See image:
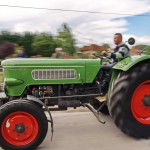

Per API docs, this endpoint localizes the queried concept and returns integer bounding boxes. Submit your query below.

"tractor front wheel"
[109,62,150,138]
[0,100,48,150]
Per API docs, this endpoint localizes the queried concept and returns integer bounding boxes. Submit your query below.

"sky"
[0,0,150,47]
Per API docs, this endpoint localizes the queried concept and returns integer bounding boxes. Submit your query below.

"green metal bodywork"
[2,58,100,96]
[113,55,150,71]
[2,55,150,97]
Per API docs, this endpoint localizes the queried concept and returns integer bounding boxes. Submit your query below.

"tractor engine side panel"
[2,59,100,96]
[3,66,85,96]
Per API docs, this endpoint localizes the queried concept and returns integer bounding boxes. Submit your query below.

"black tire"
[90,99,109,115]
[108,61,150,138]
[0,100,48,150]
[0,99,3,106]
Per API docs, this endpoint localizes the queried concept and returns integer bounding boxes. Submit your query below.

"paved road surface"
[36,108,150,150]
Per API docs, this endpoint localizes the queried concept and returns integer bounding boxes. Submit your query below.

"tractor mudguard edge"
[26,95,54,140]
[113,55,150,71]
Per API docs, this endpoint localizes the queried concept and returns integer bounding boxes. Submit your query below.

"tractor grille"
[32,69,77,80]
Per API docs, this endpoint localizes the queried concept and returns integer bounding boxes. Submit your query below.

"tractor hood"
[2,58,101,96]
[2,58,87,67]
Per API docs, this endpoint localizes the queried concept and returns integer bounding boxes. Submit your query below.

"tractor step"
[83,103,105,124]
[96,96,106,102]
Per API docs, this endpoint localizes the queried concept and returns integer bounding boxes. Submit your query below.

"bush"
[0,42,15,59]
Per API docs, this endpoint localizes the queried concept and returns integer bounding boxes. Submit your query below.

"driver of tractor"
[100,33,130,95]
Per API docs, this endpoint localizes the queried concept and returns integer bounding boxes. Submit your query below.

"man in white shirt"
[100,33,130,95]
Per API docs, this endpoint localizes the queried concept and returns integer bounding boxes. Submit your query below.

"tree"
[145,47,150,55]
[18,32,35,56]
[55,23,76,55]
[0,31,20,44]
[0,42,15,59]
[96,43,110,55]
[102,44,110,50]
[136,45,150,55]
[32,33,56,57]
[136,45,147,50]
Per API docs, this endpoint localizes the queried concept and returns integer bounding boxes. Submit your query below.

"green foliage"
[96,50,103,55]
[96,43,110,55]
[136,45,147,50]
[136,44,150,55]
[0,42,15,59]
[0,31,34,56]
[0,31,20,44]
[145,47,150,55]
[0,23,77,57]
[102,43,110,50]
[32,33,56,57]
[55,23,76,55]
[18,32,35,56]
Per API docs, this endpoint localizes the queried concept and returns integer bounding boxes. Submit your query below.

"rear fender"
[107,55,150,103]
[113,55,150,71]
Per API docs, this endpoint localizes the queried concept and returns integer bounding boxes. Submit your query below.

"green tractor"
[0,38,149,150]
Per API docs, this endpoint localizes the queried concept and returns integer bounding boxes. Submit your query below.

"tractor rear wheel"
[108,62,150,138]
[0,99,3,106]
[0,100,48,150]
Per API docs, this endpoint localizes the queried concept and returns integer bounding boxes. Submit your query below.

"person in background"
[16,48,28,58]
[51,48,64,59]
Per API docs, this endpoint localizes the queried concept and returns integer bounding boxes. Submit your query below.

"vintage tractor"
[0,38,149,150]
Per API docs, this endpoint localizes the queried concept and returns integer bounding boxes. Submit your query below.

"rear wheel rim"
[1,111,39,146]
[131,80,150,125]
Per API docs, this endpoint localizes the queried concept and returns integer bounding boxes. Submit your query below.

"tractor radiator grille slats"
[32,69,76,80]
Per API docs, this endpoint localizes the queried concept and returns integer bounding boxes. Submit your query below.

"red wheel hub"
[131,81,150,125]
[1,111,39,146]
